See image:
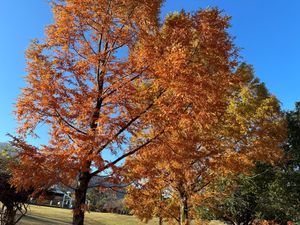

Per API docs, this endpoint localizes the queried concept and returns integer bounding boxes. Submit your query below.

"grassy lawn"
[19,205,225,225]
[19,205,157,225]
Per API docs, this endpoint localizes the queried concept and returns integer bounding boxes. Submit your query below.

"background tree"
[199,102,300,225]
[86,188,108,212]
[86,186,127,214]
[124,63,286,225]
[11,1,237,225]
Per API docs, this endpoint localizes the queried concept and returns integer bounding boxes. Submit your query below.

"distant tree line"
[86,187,128,214]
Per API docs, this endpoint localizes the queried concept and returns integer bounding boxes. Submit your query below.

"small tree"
[0,145,31,225]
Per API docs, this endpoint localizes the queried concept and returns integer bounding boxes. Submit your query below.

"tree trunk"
[4,204,16,225]
[159,216,163,225]
[72,171,91,225]
[180,194,189,225]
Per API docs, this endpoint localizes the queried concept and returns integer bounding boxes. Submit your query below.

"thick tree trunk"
[179,194,189,225]
[4,204,16,225]
[72,171,91,225]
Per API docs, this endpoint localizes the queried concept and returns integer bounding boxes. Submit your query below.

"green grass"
[19,205,225,225]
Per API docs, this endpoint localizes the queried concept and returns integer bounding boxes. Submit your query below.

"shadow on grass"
[24,214,72,225]
[23,214,108,225]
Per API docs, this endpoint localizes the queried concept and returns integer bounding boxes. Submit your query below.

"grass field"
[19,205,156,225]
[18,205,225,225]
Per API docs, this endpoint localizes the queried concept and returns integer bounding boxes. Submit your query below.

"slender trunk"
[72,171,91,225]
[179,194,189,225]
[159,216,163,225]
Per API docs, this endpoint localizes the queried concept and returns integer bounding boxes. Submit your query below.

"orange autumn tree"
[124,63,286,225]
[11,2,238,225]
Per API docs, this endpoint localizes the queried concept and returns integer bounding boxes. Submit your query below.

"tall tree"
[124,63,286,225]
[11,2,237,225]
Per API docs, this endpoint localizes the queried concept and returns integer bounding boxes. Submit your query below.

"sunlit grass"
[19,205,157,225]
[18,205,225,225]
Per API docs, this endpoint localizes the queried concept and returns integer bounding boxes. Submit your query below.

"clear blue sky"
[1,0,300,143]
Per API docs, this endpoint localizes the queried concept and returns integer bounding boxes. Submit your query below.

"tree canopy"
[124,63,286,225]
[11,1,239,225]
[198,103,300,225]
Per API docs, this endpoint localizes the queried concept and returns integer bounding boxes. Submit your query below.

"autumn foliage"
[124,64,286,225]
[10,1,286,225]
[10,1,240,225]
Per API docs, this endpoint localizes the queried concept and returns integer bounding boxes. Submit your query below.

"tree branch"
[97,89,165,154]
[54,109,88,135]
[91,131,163,177]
